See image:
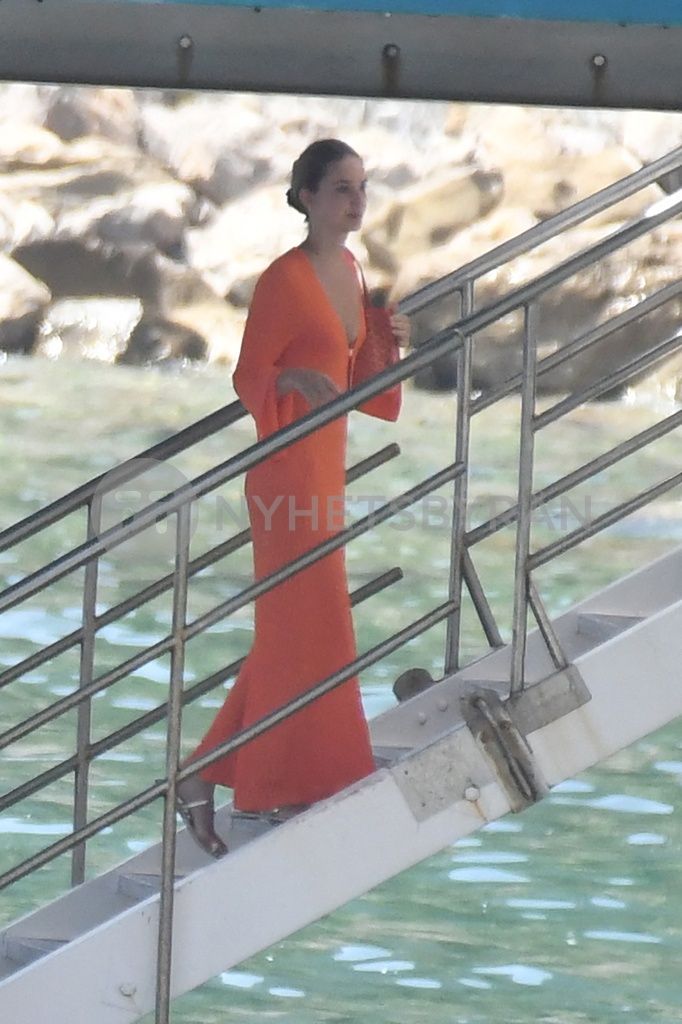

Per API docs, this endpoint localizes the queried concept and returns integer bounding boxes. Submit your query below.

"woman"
[177,139,411,857]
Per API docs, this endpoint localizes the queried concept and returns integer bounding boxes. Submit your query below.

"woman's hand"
[389,308,411,349]
[276,367,341,409]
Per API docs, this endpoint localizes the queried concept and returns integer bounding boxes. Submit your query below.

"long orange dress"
[191,246,376,812]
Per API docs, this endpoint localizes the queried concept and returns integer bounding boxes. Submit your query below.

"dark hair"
[286,138,360,217]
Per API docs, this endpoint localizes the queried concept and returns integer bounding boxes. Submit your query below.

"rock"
[44,86,141,147]
[617,111,682,194]
[11,238,220,313]
[35,297,143,362]
[454,105,662,225]
[0,83,51,128]
[361,164,504,275]
[641,351,682,404]
[168,300,245,366]
[0,254,51,353]
[0,123,69,171]
[185,182,304,297]
[139,96,281,204]
[0,193,55,248]
[58,180,201,257]
[398,219,682,394]
[117,314,207,366]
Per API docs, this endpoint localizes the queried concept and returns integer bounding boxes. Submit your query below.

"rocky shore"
[0,84,680,398]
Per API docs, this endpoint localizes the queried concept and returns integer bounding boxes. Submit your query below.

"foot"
[176,775,228,858]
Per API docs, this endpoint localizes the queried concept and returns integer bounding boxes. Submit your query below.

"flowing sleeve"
[232,259,295,442]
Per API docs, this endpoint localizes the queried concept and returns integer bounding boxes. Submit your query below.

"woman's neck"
[301,231,348,259]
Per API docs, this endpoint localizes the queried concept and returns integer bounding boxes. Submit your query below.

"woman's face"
[301,155,368,234]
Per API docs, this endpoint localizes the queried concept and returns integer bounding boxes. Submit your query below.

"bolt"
[464,785,480,802]
[119,982,137,998]
[383,43,400,60]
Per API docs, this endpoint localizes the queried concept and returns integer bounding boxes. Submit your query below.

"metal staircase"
[1,145,681,1024]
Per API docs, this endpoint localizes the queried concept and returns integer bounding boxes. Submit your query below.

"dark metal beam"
[0,3,680,110]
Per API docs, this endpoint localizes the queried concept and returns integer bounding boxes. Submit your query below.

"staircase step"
[117,873,183,901]
[4,937,67,967]
[577,612,644,643]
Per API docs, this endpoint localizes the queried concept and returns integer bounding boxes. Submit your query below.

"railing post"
[155,503,192,1024]
[71,493,102,886]
[445,283,473,673]
[510,303,538,694]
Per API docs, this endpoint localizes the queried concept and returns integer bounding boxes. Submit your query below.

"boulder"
[44,87,141,147]
[397,218,682,395]
[0,254,51,353]
[57,181,202,258]
[0,193,55,248]
[617,111,682,194]
[35,297,142,362]
[11,238,219,313]
[448,105,662,225]
[185,182,304,298]
[0,123,69,171]
[139,96,281,204]
[361,164,504,275]
[116,315,207,366]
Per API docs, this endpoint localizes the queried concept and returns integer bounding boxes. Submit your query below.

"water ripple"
[449,867,529,883]
[627,832,667,845]
[333,944,391,962]
[396,977,442,989]
[220,971,264,989]
[353,960,414,974]
[584,930,662,944]
[473,964,553,986]
[507,898,575,910]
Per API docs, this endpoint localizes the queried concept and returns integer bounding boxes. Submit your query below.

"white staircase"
[1,145,681,1024]
[2,545,681,1023]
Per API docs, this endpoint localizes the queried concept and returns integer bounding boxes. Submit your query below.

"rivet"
[591,53,607,69]
[119,982,137,998]
[383,43,400,60]
[417,712,427,725]
[437,699,449,712]
[464,785,480,802]
[178,34,193,50]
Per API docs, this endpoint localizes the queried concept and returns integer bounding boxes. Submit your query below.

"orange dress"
[191,246,376,811]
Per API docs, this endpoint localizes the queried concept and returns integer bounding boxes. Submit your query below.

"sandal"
[175,776,228,859]
[232,804,308,826]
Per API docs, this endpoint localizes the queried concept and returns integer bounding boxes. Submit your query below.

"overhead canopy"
[0,0,680,108]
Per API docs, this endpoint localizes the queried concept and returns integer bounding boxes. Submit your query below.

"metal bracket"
[459,664,591,811]
[507,664,591,736]
[461,688,549,813]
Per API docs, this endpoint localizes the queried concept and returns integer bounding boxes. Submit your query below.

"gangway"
[1,142,681,1022]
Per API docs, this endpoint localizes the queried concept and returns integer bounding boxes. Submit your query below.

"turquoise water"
[1,355,681,1023]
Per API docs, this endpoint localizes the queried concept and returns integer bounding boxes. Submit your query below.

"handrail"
[0,327,465,617]
[473,279,682,414]
[1,145,681,1024]
[401,145,682,315]
[2,185,680,620]
[0,444,400,693]
[0,600,456,892]
[0,400,247,551]
[0,461,460,751]
[466,408,682,548]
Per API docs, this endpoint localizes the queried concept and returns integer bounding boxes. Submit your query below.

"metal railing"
[1,145,681,1023]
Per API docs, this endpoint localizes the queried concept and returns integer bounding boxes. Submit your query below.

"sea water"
[1,355,681,1023]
